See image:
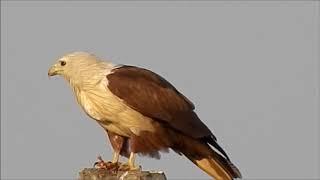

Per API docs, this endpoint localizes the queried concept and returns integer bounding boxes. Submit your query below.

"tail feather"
[187,156,233,180]
[177,135,242,179]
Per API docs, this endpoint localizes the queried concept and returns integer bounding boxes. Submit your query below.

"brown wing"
[107,65,213,139]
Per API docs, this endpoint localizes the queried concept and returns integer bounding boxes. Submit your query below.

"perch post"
[79,168,167,180]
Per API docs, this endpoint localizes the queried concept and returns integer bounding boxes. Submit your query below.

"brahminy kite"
[48,52,241,180]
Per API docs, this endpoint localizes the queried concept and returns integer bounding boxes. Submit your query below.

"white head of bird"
[48,52,114,89]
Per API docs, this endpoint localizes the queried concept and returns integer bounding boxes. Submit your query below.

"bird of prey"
[48,52,241,180]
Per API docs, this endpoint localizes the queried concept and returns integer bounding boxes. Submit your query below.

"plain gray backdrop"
[1,1,319,179]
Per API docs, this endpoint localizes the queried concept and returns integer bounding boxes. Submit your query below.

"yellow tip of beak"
[48,69,56,77]
[48,65,59,77]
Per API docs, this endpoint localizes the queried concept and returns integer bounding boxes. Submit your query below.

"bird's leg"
[119,152,141,171]
[111,151,120,163]
[93,130,126,170]
[128,152,136,169]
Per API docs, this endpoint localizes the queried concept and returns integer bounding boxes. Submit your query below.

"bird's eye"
[60,61,66,66]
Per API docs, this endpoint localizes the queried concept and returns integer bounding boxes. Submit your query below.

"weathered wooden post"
[78,156,167,180]
[79,168,167,180]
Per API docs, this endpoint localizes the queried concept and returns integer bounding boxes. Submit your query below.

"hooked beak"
[48,64,61,77]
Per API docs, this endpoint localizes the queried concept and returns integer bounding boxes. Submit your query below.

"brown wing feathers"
[107,65,212,139]
[107,65,241,179]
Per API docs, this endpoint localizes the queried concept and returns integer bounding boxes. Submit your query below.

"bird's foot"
[93,155,121,172]
[118,163,141,171]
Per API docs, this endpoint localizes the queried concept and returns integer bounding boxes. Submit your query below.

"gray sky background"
[1,1,319,179]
